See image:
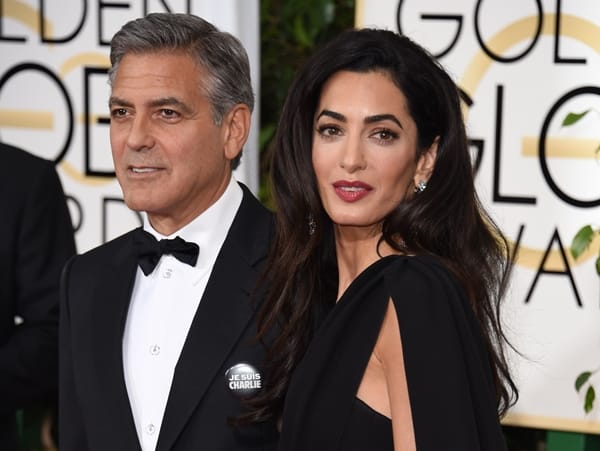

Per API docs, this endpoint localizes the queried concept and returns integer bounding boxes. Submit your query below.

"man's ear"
[414,136,438,186]
[222,104,251,161]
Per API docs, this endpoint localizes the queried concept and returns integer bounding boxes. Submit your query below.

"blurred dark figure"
[0,141,76,450]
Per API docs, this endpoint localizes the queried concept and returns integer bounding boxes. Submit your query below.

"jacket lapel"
[156,186,272,451]
[90,232,141,449]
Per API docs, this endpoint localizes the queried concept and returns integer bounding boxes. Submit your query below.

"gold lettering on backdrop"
[459,13,600,270]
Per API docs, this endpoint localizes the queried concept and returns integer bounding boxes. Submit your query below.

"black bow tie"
[133,228,199,276]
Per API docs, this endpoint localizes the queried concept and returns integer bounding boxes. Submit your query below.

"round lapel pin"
[225,362,262,398]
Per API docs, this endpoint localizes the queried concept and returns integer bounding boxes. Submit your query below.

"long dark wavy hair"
[246,27,517,425]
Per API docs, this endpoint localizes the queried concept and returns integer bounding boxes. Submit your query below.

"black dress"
[277,255,508,450]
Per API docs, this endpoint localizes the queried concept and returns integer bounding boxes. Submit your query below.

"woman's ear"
[222,104,252,161]
[413,137,439,188]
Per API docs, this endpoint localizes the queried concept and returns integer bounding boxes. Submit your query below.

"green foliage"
[574,369,596,413]
[570,225,596,261]
[561,110,591,126]
[563,109,600,276]
[585,385,596,414]
[259,0,355,208]
[561,109,600,155]
[570,223,599,414]
[575,371,592,392]
[563,109,600,278]
[571,225,600,276]
[563,110,600,416]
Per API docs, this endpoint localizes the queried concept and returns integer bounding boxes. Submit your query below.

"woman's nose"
[339,137,367,172]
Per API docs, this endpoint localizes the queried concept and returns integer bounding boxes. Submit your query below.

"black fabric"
[339,398,393,450]
[0,415,17,451]
[0,142,76,448]
[278,255,508,451]
[133,228,199,275]
[60,184,278,451]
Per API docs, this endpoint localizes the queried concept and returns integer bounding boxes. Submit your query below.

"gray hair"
[109,13,254,168]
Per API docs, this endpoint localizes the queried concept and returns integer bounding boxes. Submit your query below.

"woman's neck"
[334,225,398,301]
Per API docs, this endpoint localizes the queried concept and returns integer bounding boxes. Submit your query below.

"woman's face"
[312,70,436,231]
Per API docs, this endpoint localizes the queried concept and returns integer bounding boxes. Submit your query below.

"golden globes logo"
[397,0,600,307]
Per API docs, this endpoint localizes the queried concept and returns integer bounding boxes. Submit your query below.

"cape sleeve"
[384,256,507,451]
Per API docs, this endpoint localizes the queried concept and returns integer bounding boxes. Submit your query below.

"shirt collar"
[142,177,243,269]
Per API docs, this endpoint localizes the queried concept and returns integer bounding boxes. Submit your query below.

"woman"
[250,28,517,450]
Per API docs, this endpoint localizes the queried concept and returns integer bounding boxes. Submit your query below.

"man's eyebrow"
[148,97,193,114]
[108,96,132,109]
[108,96,193,114]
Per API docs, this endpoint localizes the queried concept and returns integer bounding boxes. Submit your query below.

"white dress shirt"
[122,178,243,451]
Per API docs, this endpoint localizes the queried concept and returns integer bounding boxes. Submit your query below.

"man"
[59,13,277,451]
[1,141,76,450]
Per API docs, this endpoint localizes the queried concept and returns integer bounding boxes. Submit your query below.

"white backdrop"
[2,0,599,435]
[357,0,600,434]
[0,0,260,253]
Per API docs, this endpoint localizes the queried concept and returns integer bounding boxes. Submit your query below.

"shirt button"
[150,344,160,356]
[146,423,156,435]
[163,268,173,279]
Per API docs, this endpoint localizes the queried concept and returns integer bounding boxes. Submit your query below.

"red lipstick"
[332,180,373,202]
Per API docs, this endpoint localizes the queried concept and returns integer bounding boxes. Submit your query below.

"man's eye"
[161,109,179,118]
[111,108,127,117]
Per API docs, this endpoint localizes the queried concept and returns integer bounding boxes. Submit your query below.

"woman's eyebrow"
[364,113,402,128]
[316,109,346,122]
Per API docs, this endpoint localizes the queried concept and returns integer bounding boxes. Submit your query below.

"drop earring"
[308,214,316,236]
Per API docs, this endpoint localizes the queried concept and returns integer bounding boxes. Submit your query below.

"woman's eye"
[317,125,341,137]
[373,129,398,142]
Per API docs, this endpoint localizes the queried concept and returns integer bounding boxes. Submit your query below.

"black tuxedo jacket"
[59,184,278,451]
[0,142,76,449]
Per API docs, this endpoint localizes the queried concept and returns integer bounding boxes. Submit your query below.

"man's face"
[109,51,238,234]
